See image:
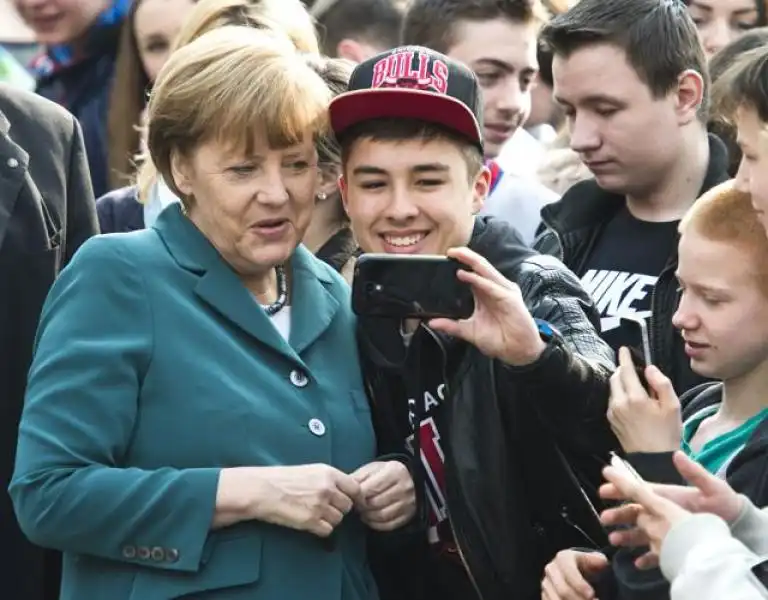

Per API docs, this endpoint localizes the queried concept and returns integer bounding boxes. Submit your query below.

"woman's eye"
[229,165,255,177]
[284,161,311,173]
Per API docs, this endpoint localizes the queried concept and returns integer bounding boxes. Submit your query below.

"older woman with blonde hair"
[11,26,414,600]
[98,0,319,229]
[99,0,361,280]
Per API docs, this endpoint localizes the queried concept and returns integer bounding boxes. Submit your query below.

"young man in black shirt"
[534,0,731,394]
[330,45,620,600]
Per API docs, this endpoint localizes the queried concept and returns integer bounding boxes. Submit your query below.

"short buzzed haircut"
[312,0,404,58]
[401,0,548,55]
[680,180,768,296]
[540,0,710,119]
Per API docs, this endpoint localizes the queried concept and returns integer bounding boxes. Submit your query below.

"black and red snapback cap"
[329,45,484,152]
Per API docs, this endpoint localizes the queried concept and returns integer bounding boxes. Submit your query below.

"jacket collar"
[541,133,731,234]
[0,109,31,252]
[153,203,339,361]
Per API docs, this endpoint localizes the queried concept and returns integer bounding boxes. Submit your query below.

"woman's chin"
[245,242,297,271]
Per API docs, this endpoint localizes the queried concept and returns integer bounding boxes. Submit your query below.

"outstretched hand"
[428,247,545,366]
[600,451,744,569]
[600,458,691,567]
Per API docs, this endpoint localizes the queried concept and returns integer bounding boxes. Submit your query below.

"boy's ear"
[339,174,349,216]
[471,165,491,214]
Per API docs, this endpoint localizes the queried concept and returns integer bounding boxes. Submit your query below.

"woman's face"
[687,0,760,58]
[14,0,109,46]
[134,0,196,82]
[172,130,319,277]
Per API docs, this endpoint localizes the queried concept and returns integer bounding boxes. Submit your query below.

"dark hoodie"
[363,216,619,600]
[592,382,768,600]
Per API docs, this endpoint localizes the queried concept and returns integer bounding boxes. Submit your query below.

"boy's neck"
[625,127,710,222]
[719,358,768,422]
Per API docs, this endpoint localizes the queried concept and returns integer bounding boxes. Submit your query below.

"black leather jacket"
[361,217,619,600]
[534,135,730,394]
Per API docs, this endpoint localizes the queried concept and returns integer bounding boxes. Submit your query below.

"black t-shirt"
[400,327,478,600]
[579,207,679,353]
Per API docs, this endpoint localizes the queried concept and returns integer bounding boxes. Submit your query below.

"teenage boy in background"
[311,0,403,63]
[534,0,731,394]
[402,0,558,244]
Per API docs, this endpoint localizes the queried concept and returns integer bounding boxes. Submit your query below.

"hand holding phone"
[601,455,691,566]
[619,313,651,362]
[607,347,682,453]
[420,247,547,367]
[352,254,474,320]
[609,451,644,482]
[353,247,549,367]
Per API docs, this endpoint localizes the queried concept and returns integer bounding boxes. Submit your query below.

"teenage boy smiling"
[330,45,620,600]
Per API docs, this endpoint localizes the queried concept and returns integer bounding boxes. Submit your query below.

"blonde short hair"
[145,26,331,205]
[175,0,319,53]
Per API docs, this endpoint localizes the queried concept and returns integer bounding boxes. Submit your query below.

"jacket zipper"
[448,515,485,600]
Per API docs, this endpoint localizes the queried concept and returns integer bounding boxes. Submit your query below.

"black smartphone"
[619,316,652,389]
[352,253,475,320]
[619,316,652,366]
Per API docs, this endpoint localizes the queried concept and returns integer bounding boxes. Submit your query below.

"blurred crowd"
[2,0,766,203]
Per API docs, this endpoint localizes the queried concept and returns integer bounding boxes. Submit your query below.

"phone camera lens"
[364,282,382,296]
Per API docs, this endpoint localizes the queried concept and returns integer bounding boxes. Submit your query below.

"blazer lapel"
[154,204,294,359]
[0,111,30,252]
[194,265,293,357]
[289,245,341,355]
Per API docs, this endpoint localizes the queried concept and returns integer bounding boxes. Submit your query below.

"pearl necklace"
[263,264,288,316]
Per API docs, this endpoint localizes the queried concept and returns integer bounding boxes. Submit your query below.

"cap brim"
[329,88,482,149]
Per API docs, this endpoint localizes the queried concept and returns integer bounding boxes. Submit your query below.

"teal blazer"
[9,204,378,600]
